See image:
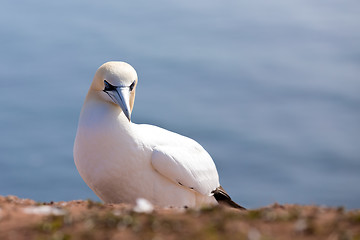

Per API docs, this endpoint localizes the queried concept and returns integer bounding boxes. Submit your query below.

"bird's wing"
[151,140,220,196]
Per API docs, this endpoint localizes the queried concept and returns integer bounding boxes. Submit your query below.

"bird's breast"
[74,108,151,193]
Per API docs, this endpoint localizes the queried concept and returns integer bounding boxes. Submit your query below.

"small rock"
[133,198,154,213]
[248,228,261,240]
[23,206,66,216]
[294,218,307,233]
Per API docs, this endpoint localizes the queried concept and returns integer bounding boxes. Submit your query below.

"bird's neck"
[80,92,132,130]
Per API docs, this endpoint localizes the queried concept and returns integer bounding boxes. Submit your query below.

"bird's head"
[90,61,138,122]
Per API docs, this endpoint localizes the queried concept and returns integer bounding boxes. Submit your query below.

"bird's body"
[74,61,244,209]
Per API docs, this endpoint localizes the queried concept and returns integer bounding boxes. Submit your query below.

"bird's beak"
[105,87,131,121]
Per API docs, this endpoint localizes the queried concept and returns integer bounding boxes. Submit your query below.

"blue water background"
[0,0,359,209]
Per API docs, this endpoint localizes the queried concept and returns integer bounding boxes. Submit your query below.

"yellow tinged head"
[89,61,138,115]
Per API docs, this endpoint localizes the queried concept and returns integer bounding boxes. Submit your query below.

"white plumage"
[74,61,242,208]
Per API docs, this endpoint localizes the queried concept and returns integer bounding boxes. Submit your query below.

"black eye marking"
[104,80,135,92]
[103,80,115,92]
[129,80,136,92]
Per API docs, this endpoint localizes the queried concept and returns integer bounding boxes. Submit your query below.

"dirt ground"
[0,195,359,240]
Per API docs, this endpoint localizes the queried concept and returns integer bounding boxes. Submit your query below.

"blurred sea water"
[0,0,359,208]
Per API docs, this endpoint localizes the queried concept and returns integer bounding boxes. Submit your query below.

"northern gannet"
[74,61,244,209]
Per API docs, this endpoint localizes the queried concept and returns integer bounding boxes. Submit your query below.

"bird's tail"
[212,186,246,210]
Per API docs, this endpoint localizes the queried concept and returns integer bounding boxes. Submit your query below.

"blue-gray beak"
[104,81,131,121]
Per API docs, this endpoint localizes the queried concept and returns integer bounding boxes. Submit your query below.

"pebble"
[22,206,66,216]
[133,198,154,213]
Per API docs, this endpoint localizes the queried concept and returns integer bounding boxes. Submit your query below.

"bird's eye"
[129,80,136,91]
[104,80,115,91]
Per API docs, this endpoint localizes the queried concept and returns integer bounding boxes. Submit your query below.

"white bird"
[74,61,244,209]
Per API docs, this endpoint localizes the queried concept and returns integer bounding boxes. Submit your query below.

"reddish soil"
[0,195,359,240]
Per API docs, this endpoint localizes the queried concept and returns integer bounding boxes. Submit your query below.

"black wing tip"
[223,199,247,210]
[212,186,246,210]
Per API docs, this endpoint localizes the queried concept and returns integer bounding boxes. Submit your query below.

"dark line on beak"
[104,91,117,105]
